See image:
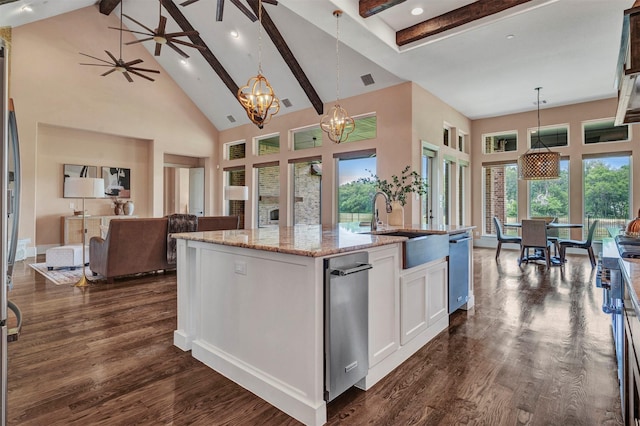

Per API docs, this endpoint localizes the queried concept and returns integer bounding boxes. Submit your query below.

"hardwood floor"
[6,248,622,425]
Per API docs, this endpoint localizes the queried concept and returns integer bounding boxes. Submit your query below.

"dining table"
[503,221,584,266]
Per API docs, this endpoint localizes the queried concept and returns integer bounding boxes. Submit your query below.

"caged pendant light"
[518,87,560,180]
[320,10,355,144]
[237,0,279,129]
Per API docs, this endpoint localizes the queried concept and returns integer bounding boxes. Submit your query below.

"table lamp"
[224,185,249,201]
[63,177,105,287]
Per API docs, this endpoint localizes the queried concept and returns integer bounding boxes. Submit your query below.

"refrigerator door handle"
[7,300,21,342]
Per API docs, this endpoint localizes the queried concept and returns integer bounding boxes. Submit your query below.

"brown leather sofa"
[90,215,240,282]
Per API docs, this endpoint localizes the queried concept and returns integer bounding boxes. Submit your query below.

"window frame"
[582,118,631,145]
[527,123,569,148]
[482,130,518,154]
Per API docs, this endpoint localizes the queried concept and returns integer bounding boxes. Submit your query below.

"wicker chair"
[493,216,521,260]
[519,219,553,268]
[558,220,599,268]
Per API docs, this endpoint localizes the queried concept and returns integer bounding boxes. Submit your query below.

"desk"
[503,222,584,266]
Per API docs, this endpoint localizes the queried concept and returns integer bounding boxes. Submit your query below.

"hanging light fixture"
[518,87,560,180]
[320,10,355,144]
[237,0,279,129]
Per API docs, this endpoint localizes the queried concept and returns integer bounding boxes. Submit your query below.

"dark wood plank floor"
[6,248,623,425]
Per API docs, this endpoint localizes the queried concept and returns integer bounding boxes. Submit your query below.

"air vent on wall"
[360,73,375,86]
[226,115,236,123]
[282,98,292,108]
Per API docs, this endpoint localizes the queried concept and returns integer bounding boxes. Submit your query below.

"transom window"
[225,140,246,160]
[583,119,630,144]
[256,134,280,156]
[528,124,568,148]
[483,131,517,153]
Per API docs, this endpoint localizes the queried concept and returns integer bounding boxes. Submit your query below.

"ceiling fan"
[79,2,160,82]
[113,2,205,59]
[180,0,277,22]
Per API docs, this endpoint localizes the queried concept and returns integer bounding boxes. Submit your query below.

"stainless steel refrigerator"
[1,39,23,426]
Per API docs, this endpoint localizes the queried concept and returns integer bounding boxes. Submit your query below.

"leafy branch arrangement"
[359,165,428,206]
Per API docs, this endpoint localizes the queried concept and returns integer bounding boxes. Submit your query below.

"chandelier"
[320,10,355,143]
[237,0,279,129]
[518,87,560,180]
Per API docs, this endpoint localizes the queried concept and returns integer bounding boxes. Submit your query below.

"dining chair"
[519,219,553,268]
[493,216,521,260]
[558,220,599,268]
[531,216,560,255]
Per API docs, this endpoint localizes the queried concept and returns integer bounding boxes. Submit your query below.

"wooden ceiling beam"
[359,0,406,18]
[247,0,324,115]
[160,0,240,99]
[396,0,533,46]
[99,0,121,15]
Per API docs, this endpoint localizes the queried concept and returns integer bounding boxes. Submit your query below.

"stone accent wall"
[484,166,505,234]
[228,169,246,229]
[258,165,279,227]
[293,162,321,225]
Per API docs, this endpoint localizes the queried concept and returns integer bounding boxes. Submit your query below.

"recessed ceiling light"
[21,5,33,12]
[230,30,239,39]
[411,7,423,16]
[180,59,188,65]
[506,34,515,40]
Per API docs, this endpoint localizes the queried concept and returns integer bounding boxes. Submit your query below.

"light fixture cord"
[258,0,263,75]
[119,1,123,59]
[335,11,340,102]
[533,86,553,151]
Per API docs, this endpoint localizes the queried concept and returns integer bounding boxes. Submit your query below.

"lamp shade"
[64,177,105,198]
[224,185,249,201]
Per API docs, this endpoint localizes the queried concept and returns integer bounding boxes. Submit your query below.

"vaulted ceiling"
[0,0,633,131]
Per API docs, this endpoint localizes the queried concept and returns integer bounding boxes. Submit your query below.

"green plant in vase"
[359,165,428,206]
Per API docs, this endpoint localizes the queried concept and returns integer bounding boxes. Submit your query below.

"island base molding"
[192,339,326,426]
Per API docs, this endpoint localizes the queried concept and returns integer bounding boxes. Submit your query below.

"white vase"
[123,200,135,216]
[388,200,404,227]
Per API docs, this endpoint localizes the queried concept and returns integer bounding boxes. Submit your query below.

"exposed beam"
[160,0,240,99]
[99,0,121,15]
[247,0,324,115]
[396,0,533,46]
[359,0,406,18]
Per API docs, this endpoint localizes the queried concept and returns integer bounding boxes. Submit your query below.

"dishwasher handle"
[450,237,472,244]
[330,262,373,276]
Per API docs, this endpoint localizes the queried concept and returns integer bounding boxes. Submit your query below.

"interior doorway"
[164,154,206,217]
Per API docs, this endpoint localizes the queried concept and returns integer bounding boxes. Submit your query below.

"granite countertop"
[171,225,408,257]
[602,238,640,315]
[366,224,476,235]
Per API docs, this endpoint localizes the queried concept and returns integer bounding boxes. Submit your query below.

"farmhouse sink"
[381,232,449,269]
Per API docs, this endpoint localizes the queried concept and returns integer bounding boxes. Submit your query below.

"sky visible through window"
[338,157,376,185]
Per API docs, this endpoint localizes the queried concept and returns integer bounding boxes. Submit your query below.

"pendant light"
[518,87,560,180]
[320,10,355,144]
[237,0,279,129]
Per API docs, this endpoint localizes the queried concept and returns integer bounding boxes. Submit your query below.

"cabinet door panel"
[400,267,428,345]
[368,246,400,367]
[426,260,448,326]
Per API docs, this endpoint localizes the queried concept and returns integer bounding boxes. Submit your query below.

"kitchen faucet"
[371,191,392,231]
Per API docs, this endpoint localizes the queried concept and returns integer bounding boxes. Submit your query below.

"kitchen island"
[171,224,474,426]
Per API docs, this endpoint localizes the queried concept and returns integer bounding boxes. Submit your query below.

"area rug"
[29,263,103,285]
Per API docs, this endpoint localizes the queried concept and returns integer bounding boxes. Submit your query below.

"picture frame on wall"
[102,167,131,198]
[63,164,98,198]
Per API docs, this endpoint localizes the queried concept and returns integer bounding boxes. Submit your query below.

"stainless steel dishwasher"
[324,251,372,402]
[449,232,472,313]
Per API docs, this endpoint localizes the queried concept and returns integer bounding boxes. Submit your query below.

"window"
[291,158,321,225]
[344,115,377,143]
[293,126,323,150]
[529,124,568,148]
[255,162,279,227]
[458,162,468,225]
[583,155,631,241]
[458,131,466,153]
[225,141,246,160]
[224,167,246,228]
[421,144,437,225]
[336,155,376,227]
[442,159,452,226]
[256,134,280,155]
[483,131,517,153]
[584,119,630,144]
[483,163,518,236]
[443,125,450,147]
[529,159,569,238]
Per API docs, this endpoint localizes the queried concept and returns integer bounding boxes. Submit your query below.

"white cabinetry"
[400,259,448,345]
[368,245,400,367]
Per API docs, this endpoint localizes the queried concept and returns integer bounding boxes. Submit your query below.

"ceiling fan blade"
[166,42,189,59]
[216,0,224,21]
[262,0,277,4]
[105,50,119,64]
[111,27,154,37]
[165,30,199,38]
[155,43,162,57]
[101,68,117,77]
[128,66,160,74]
[79,63,116,67]
[123,58,144,67]
[79,52,114,65]
[128,69,155,82]
[125,37,154,45]
[122,71,134,83]
[122,14,156,35]
[229,0,257,22]
[180,0,199,6]
[158,15,167,36]
[169,38,206,50]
